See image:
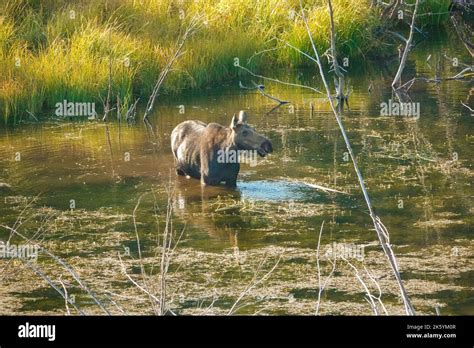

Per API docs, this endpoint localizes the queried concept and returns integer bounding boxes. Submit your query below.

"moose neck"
[223,127,238,149]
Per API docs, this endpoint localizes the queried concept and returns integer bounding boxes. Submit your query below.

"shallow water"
[0,29,472,315]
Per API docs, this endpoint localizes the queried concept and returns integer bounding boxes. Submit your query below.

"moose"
[171,111,273,187]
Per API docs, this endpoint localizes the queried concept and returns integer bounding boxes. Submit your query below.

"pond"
[0,29,472,315]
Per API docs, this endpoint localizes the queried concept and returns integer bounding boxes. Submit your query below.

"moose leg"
[225,170,239,188]
[202,175,222,186]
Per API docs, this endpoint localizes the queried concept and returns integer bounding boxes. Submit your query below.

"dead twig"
[392,0,420,89]
[26,260,85,315]
[227,255,281,315]
[461,101,474,115]
[298,0,415,315]
[1,224,111,315]
[315,221,337,315]
[143,14,203,124]
[239,81,289,106]
[236,63,324,96]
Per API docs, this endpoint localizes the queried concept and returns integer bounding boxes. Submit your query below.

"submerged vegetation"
[0,0,452,123]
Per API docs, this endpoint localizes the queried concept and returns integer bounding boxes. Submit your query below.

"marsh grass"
[0,0,450,123]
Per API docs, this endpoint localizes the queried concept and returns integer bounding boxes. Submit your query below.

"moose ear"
[238,110,248,124]
[230,113,238,129]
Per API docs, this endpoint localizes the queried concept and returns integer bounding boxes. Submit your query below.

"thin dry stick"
[157,181,181,316]
[7,194,40,243]
[363,265,389,315]
[392,0,420,89]
[132,193,159,315]
[102,33,113,122]
[1,224,110,314]
[25,110,38,122]
[118,253,160,305]
[400,66,473,92]
[59,275,71,315]
[117,252,177,316]
[343,257,379,315]
[460,101,473,114]
[239,81,289,105]
[247,42,281,64]
[326,0,345,101]
[1,196,46,278]
[126,98,139,125]
[298,0,415,315]
[117,95,121,144]
[143,15,202,124]
[315,221,337,315]
[316,220,323,314]
[159,188,172,315]
[451,14,474,57]
[104,122,115,178]
[293,180,348,195]
[26,259,85,315]
[236,63,324,95]
[119,184,180,316]
[227,255,281,315]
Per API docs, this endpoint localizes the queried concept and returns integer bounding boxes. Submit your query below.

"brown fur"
[171,111,272,187]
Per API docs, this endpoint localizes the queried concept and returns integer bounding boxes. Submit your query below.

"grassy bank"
[0,0,451,124]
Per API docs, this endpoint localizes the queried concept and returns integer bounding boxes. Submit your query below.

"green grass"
[0,0,451,124]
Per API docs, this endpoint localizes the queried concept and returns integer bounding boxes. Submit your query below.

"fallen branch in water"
[288,179,349,195]
[117,252,175,315]
[26,259,85,315]
[236,63,324,96]
[298,0,415,315]
[400,66,473,92]
[230,0,415,315]
[461,101,474,115]
[390,2,473,94]
[392,0,420,90]
[1,224,111,315]
[239,81,289,106]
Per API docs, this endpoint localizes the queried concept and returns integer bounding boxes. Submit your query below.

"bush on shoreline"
[0,0,451,123]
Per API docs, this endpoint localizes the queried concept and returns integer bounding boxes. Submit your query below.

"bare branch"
[236,63,324,95]
[239,81,289,105]
[461,101,474,115]
[227,255,281,315]
[392,0,420,89]
[26,260,85,315]
[1,224,111,315]
[344,257,379,315]
[315,221,337,315]
[143,14,203,123]
[298,0,415,314]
